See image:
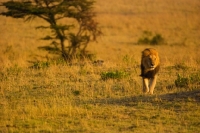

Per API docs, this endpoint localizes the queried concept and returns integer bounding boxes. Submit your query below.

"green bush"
[175,74,189,88]
[6,65,22,75]
[150,34,164,45]
[30,61,51,69]
[175,73,200,88]
[100,70,130,80]
[138,31,165,45]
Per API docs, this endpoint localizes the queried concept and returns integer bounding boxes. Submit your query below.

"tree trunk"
[60,38,68,61]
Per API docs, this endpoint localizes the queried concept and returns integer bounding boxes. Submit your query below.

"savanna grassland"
[1,0,200,132]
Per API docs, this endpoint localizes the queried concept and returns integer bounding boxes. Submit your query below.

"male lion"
[140,48,160,94]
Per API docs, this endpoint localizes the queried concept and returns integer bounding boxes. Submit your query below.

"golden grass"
[0,0,200,132]
[0,61,200,132]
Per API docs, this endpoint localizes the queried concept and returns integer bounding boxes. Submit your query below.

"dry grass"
[0,0,200,132]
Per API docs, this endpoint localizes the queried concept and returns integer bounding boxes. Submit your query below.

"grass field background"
[0,0,200,132]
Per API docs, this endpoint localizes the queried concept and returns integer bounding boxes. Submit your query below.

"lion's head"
[141,48,160,76]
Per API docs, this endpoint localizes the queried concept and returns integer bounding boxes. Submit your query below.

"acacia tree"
[0,0,101,61]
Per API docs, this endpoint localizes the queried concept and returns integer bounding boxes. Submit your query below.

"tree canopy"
[1,0,101,61]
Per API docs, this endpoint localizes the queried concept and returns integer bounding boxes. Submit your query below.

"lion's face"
[141,48,160,72]
[146,54,158,70]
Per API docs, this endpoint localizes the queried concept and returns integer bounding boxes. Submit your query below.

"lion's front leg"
[149,75,157,94]
[143,78,149,93]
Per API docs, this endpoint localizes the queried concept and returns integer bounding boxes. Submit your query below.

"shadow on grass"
[91,89,200,106]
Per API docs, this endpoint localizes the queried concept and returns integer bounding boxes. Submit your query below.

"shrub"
[30,61,51,69]
[150,34,164,45]
[138,31,165,45]
[175,74,189,88]
[6,65,22,75]
[175,73,200,88]
[100,70,130,80]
